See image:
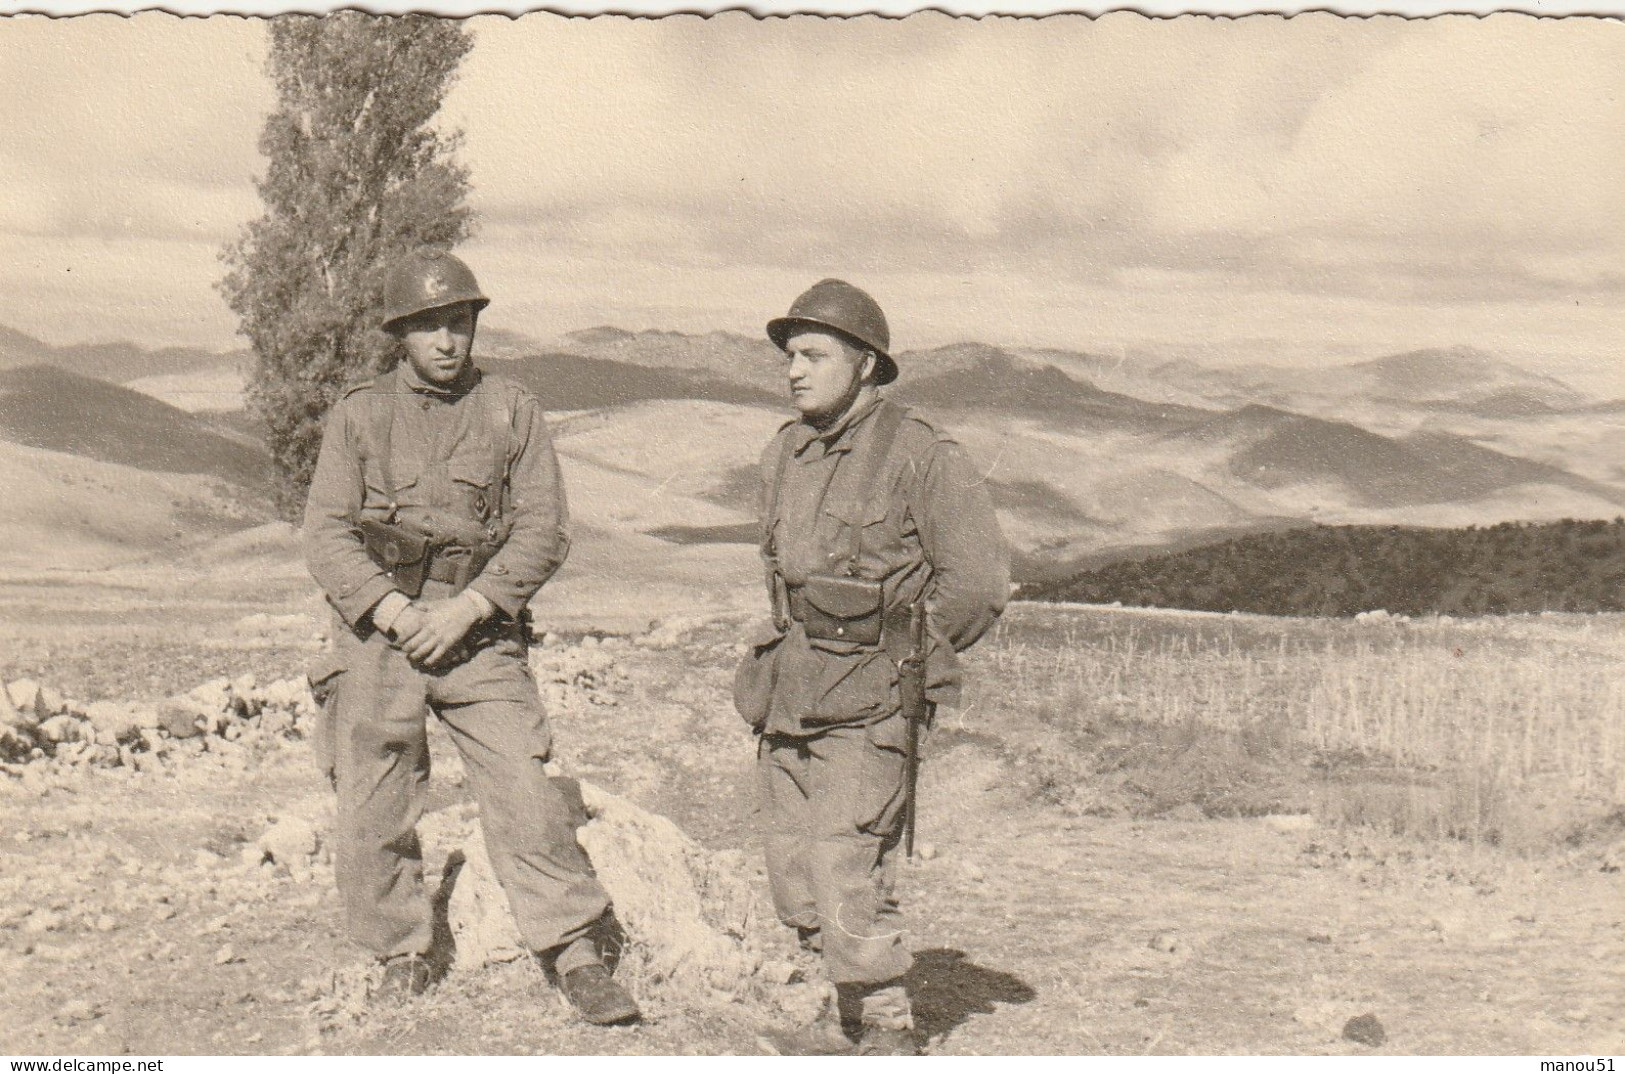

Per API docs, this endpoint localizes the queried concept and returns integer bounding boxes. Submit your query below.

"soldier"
[303,249,639,1025]
[735,279,1010,1054]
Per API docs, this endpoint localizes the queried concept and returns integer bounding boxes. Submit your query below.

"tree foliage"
[219,14,475,518]
[1024,519,1625,618]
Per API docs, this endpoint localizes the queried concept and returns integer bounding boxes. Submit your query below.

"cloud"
[447,14,1625,309]
[0,12,1621,356]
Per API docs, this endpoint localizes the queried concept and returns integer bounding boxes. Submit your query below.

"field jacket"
[744,395,1010,737]
[303,364,570,633]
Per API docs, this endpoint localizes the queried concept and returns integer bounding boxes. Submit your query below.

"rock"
[0,723,33,762]
[4,680,42,728]
[435,817,528,968]
[262,677,316,715]
[758,960,800,985]
[1263,813,1317,832]
[214,944,239,965]
[258,710,295,737]
[157,699,207,739]
[37,714,84,744]
[259,816,320,866]
[423,778,759,988]
[1342,1013,1386,1047]
[94,915,117,933]
[188,678,232,714]
[915,842,938,861]
[1148,932,1183,955]
[84,701,142,742]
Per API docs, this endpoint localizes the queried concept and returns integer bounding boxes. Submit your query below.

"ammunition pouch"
[357,517,497,598]
[789,574,885,646]
[357,517,431,598]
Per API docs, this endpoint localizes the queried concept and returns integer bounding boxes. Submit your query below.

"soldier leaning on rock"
[736,280,1011,1054]
[302,249,638,1025]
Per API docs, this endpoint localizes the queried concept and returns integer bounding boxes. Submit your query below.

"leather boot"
[556,963,641,1026]
[856,1025,921,1056]
[374,954,436,1000]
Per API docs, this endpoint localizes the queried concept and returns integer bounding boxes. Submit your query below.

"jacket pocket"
[799,647,900,729]
[732,621,787,732]
[305,651,347,706]
[850,721,909,835]
[363,463,424,508]
[449,455,498,521]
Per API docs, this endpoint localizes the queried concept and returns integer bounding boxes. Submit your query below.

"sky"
[0,14,1621,382]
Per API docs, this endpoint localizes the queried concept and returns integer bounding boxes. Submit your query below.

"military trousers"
[321,588,609,967]
[758,717,913,993]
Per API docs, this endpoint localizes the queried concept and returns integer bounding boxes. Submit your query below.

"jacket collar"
[792,393,884,458]
[393,361,481,399]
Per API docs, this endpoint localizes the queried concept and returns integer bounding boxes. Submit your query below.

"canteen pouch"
[733,621,786,732]
[798,573,884,646]
[357,516,431,598]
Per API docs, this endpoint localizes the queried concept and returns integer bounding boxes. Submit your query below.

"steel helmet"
[380,249,490,331]
[767,279,897,385]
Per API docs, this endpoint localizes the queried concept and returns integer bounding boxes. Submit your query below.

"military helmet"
[767,279,897,385]
[380,249,490,331]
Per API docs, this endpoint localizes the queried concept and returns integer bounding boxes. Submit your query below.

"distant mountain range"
[3,320,1622,587]
[0,325,236,385]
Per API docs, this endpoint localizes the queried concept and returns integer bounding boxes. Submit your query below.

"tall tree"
[219,14,475,518]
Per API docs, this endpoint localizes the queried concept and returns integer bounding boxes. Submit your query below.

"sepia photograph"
[0,10,1622,1058]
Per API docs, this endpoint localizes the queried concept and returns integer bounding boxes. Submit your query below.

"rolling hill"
[0,365,269,488]
[0,328,232,384]
[15,320,1625,601]
[495,351,781,411]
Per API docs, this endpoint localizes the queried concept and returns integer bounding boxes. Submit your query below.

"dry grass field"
[960,604,1625,849]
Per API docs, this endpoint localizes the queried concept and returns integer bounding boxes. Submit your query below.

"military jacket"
[303,364,570,631]
[751,396,1009,737]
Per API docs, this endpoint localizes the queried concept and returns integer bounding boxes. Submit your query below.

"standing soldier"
[735,279,1010,1054]
[303,249,639,1025]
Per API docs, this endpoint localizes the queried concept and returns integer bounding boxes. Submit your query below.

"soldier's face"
[784,330,873,425]
[395,302,477,386]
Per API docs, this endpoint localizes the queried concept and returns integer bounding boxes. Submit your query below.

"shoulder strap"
[479,376,517,517]
[838,400,909,569]
[362,379,397,520]
[765,424,796,548]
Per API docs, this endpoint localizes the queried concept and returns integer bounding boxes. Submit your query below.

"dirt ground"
[1,579,1621,1056]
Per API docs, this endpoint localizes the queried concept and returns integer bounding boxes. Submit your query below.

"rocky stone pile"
[0,673,318,784]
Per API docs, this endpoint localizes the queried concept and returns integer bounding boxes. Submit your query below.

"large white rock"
[5,680,41,725]
[421,779,760,988]
[84,702,143,741]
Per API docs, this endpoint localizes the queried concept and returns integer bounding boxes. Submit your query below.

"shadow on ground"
[910,947,1037,1042]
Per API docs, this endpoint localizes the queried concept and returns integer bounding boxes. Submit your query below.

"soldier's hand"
[398,597,484,667]
[385,603,429,648]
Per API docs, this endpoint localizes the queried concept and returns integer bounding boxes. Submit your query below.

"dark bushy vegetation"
[1023,519,1625,617]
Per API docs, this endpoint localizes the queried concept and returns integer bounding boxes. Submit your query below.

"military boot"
[556,963,641,1026]
[374,954,436,1000]
[856,1025,921,1056]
